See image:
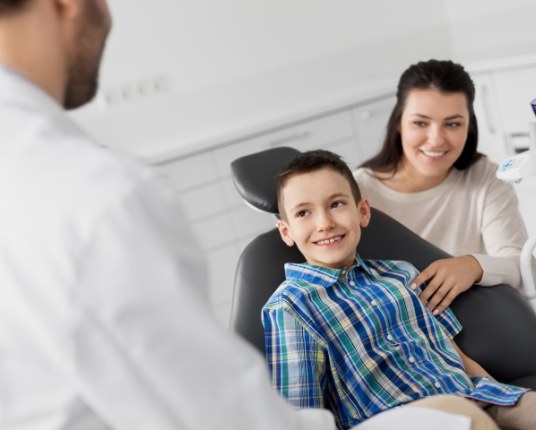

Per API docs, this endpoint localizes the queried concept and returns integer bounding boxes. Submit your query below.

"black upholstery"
[231,146,299,214]
[230,147,536,389]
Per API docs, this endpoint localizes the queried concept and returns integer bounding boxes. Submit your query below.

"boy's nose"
[316,212,335,231]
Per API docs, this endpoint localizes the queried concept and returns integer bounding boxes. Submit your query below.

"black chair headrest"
[230,146,301,214]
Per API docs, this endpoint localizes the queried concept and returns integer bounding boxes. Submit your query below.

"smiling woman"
[354,59,533,315]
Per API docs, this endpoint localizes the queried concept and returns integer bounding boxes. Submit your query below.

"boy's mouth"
[314,235,344,246]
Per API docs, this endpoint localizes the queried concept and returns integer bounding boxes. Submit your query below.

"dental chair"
[230,146,536,390]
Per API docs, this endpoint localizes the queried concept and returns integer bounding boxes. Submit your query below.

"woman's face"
[398,88,470,186]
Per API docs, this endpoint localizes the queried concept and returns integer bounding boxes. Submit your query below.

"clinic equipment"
[496,98,536,304]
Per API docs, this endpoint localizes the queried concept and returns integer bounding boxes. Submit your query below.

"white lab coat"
[0,66,471,430]
[0,67,334,430]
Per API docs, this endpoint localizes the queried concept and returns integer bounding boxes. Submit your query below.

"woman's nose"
[427,124,445,145]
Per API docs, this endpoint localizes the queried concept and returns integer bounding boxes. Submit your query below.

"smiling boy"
[262,150,534,430]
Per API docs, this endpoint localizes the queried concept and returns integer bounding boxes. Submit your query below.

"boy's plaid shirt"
[262,254,527,429]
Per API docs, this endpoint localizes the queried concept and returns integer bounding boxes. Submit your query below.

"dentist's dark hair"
[277,150,362,220]
[360,59,482,174]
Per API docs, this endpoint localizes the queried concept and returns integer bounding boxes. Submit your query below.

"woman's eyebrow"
[410,113,466,120]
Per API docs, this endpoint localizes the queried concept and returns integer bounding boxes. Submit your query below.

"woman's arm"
[413,160,531,313]
[474,168,529,290]
[411,255,483,315]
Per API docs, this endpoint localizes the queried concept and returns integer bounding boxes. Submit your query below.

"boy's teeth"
[317,236,341,245]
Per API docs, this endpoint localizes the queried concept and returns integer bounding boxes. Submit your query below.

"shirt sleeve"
[472,168,533,290]
[263,302,328,409]
[70,175,333,430]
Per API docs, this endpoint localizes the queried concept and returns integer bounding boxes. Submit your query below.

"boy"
[262,150,535,430]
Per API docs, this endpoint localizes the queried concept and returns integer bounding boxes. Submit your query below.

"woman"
[354,59,531,315]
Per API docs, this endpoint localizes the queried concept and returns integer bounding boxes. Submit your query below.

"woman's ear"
[358,198,371,228]
[277,219,295,247]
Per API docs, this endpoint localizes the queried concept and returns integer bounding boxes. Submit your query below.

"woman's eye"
[445,122,462,129]
[413,121,427,127]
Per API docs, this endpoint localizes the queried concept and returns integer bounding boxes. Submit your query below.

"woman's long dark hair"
[361,59,482,173]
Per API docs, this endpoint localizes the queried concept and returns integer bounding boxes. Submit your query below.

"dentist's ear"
[277,219,295,247]
[358,198,371,228]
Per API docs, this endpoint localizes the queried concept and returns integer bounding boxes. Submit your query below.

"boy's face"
[277,167,370,269]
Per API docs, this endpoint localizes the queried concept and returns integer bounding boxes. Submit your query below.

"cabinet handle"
[361,110,372,120]
[268,131,311,147]
[360,105,392,120]
[480,84,497,135]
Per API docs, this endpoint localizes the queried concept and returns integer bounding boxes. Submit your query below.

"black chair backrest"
[230,147,536,389]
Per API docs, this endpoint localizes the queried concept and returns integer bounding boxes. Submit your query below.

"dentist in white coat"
[0,1,498,429]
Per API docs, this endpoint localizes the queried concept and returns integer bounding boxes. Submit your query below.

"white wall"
[72,0,453,158]
[101,0,451,95]
[443,0,536,63]
[73,0,536,158]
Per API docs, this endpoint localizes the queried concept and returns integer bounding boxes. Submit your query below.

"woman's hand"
[410,255,484,315]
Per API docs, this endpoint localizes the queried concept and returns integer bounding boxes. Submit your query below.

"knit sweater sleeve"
[471,160,531,290]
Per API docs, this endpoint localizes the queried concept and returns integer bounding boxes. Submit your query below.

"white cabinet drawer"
[230,206,275,241]
[213,138,266,179]
[351,96,396,163]
[206,244,240,308]
[265,110,355,151]
[175,177,242,222]
[326,138,361,169]
[177,182,226,221]
[191,215,236,251]
[156,151,219,191]
[221,177,245,210]
[214,110,355,179]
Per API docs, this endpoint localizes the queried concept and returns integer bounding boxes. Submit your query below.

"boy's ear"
[276,219,295,247]
[358,198,371,228]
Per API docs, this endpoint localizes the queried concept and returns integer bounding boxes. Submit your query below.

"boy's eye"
[295,210,309,218]
[331,200,346,209]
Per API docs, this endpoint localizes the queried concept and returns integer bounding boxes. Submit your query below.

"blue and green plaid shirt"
[262,255,527,429]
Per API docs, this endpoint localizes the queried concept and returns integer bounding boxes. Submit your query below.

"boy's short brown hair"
[277,150,362,220]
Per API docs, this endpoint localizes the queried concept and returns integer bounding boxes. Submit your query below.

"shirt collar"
[284,253,373,287]
[0,65,64,114]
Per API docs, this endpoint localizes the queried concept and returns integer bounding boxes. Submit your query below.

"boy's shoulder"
[362,258,419,278]
[265,276,318,309]
[263,262,335,309]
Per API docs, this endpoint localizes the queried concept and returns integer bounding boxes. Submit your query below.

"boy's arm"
[263,304,328,408]
[451,340,494,379]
